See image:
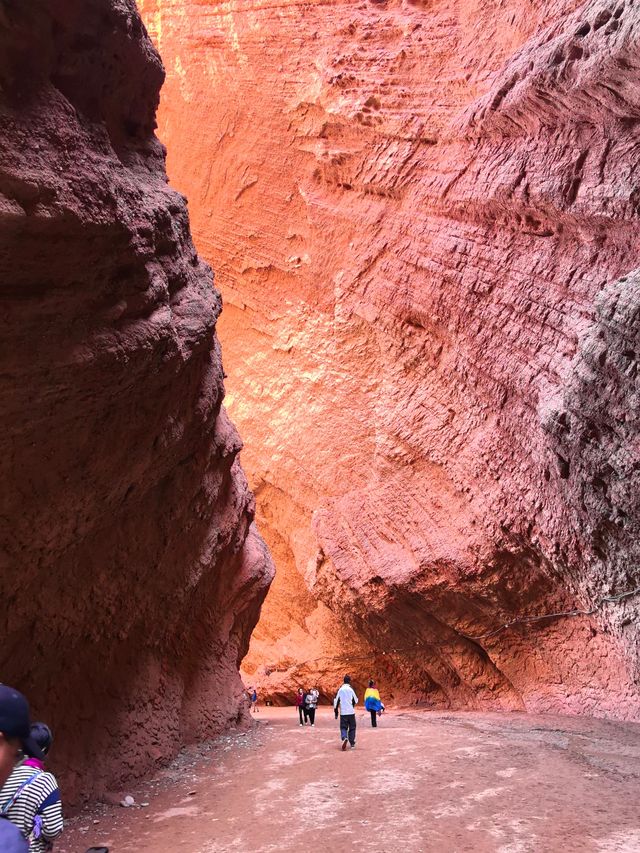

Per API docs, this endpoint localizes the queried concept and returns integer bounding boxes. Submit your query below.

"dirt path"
[58,708,640,852]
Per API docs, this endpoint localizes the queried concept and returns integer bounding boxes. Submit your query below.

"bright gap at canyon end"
[1,0,639,851]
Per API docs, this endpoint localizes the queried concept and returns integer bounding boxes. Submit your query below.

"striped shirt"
[0,762,63,852]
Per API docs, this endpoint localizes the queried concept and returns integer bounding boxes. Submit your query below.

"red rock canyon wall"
[140,0,640,717]
[0,0,273,802]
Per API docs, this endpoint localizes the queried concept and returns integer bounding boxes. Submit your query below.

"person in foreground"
[364,679,385,727]
[0,686,59,852]
[1,714,63,852]
[333,675,358,750]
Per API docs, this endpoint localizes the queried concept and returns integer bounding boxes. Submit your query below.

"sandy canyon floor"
[58,708,640,853]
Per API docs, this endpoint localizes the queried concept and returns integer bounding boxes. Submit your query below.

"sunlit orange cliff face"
[140,0,640,717]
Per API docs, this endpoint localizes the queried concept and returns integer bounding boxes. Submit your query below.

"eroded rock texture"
[0,0,273,801]
[140,0,640,717]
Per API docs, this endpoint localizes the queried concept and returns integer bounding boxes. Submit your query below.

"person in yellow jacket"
[364,680,385,727]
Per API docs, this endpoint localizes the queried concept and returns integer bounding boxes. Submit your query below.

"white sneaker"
[311,724,315,727]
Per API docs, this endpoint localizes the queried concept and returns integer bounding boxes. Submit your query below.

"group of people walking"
[0,675,386,852]
[295,686,319,725]
[0,677,385,850]
[294,677,385,750]
[334,677,385,749]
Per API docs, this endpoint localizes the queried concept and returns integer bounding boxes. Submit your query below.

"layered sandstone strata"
[141,0,640,717]
[0,0,273,801]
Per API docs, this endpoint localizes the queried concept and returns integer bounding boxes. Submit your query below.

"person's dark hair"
[343,675,351,684]
[29,723,53,756]
[368,679,375,687]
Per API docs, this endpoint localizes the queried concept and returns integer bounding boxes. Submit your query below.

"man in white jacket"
[333,676,358,750]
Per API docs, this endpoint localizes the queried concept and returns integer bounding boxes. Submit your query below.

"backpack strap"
[1,772,41,816]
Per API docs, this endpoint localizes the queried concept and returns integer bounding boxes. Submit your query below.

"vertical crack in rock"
[0,0,274,802]
[139,0,639,719]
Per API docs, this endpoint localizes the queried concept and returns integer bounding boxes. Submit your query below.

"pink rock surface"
[140,0,640,717]
[0,0,273,802]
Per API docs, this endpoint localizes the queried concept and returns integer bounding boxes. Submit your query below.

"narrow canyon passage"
[2,0,640,846]
[139,0,640,718]
[59,708,640,852]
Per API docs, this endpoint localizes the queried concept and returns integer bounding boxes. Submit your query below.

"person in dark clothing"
[250,688,258,713]
[295,688,306,726]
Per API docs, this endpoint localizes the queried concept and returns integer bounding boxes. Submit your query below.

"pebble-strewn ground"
[59,707,640,852]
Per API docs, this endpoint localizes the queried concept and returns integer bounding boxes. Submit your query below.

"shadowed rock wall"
[140,0,640,718]
[0,0,273,802]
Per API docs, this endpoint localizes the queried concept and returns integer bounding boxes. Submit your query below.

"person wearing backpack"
[1,718,63,852]
[0,686,47,853]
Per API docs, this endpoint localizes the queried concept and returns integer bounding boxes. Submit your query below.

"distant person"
[305,687,319,727]
[250,688,258,713]
[0,686,52,852]
[295,688,306,726]
[2,721,63,852]
[364,680,385,727]
[333,675,358,750]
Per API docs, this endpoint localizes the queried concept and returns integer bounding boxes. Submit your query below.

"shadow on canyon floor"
[59,707,640,852]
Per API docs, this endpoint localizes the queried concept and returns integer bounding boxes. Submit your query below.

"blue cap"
[0,685,44,760]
